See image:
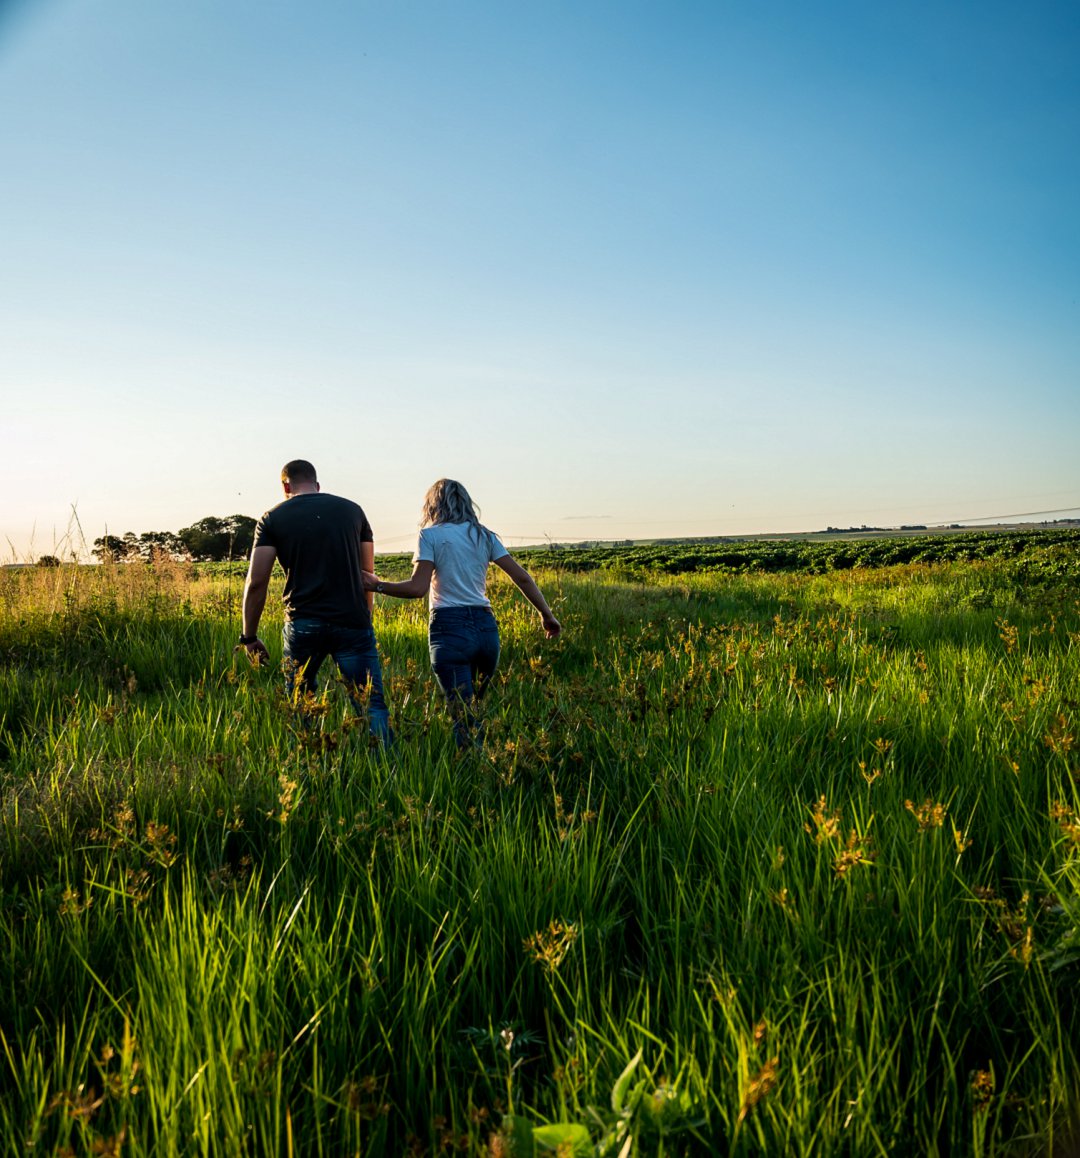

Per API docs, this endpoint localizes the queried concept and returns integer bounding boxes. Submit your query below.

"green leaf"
[532,1122,592,1154]
[611,1048,644,1114]
[499,1114,536,1157]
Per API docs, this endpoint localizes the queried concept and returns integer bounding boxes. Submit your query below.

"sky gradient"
[3,0,1079,558]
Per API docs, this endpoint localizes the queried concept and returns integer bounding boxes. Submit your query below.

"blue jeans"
[428,605,500,748]
[282,618,391,747]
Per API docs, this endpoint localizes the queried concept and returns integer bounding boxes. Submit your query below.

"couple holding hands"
[240,461,561,749]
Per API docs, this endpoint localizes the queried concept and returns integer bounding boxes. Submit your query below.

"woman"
[364,479,561,747]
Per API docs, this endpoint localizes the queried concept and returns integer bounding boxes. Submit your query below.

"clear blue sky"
[2,0,1078,558]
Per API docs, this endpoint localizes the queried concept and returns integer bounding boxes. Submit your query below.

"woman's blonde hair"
[421,479,483,536]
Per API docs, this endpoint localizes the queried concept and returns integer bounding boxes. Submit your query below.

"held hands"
[361,570,381,592]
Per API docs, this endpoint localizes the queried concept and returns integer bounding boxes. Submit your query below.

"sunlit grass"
[1,556,1078,1154]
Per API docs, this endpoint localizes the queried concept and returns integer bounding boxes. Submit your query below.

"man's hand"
[236,638,271,665]
[541,613,562,639]
[361,570,380,592]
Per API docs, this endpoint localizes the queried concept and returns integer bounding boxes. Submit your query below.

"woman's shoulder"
[417,522,460,552]
[423,521,500,551]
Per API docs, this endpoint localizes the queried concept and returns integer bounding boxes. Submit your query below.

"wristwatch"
[376,582,385,594]
[238,634,258,644]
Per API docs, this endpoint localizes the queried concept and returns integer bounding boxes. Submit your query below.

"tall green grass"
[0,557,1077,1155]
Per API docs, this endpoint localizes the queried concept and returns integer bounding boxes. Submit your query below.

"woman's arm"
[361,540,376,615]
[493,555,562,637]
[363,560,435,600]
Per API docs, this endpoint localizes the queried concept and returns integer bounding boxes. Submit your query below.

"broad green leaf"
[611,1048,643,1114]
[532,1122,592,1155]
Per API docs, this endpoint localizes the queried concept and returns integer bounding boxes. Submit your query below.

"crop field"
[1,539,1079,1155]
[515,527,1080,578]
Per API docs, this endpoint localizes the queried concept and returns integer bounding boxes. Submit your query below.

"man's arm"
[240,545,277,662]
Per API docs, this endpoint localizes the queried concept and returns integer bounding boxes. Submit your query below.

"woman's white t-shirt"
[415,522,508,610]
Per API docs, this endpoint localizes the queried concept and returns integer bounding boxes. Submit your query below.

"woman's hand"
[361,570,380,592]
[541,612,562,638]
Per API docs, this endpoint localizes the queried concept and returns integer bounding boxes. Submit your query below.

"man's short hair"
[282,460,318,485]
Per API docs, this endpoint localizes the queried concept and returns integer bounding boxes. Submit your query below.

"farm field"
[1,541,1079,1156]
[513,527,1080,578]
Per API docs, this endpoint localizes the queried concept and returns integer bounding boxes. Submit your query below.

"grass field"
[1,550,1078,1155]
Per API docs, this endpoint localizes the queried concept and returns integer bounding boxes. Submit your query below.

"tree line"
[89,515,257,563]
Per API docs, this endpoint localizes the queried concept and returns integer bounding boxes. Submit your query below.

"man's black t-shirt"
[253,493,374,629]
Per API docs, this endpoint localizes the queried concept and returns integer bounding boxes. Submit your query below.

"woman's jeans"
[428,605,500,747]
[282,618,391,747]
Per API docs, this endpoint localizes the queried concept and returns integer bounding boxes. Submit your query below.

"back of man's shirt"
[253,493,374,629]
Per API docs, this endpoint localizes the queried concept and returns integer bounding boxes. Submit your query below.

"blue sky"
[2,0,1078,558]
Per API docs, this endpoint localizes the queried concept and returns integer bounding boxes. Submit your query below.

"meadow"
[0,544,1078,1156]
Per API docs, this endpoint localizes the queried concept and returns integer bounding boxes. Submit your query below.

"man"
[239,459,391,745]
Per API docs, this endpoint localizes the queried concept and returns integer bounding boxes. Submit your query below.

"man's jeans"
[428,605,500,747]
[282,618,391,747]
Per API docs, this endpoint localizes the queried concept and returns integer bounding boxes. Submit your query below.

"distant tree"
[90,516,255,564]
[136,530,185,561]
[224,514,257,560]
[92,534,134,562]
[36,555,61,568]
[177,515,257,561]
[177,517,223,561]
